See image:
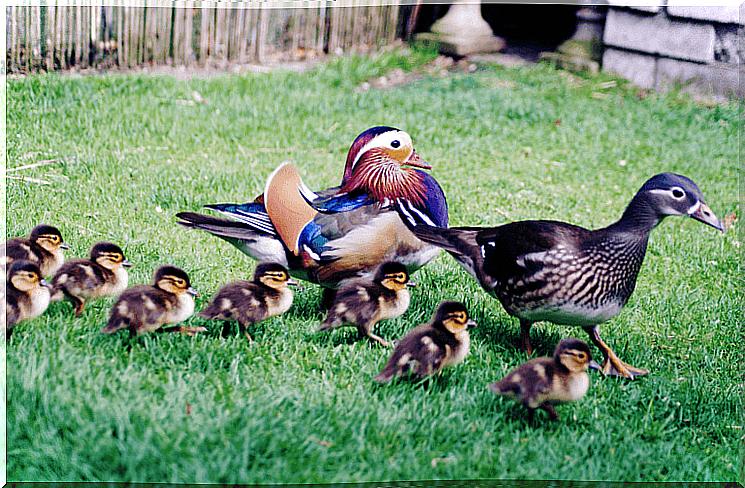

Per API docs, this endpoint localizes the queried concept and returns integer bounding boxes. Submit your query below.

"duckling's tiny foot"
[540,403,559,421]
[368,334,392,348]
[178,325,208,336]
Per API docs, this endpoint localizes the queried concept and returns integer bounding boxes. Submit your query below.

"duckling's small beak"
[403,150,432,170]
[40,279,51,288]
[187,287,199,297]
[287,278,299,286]
[60,243,71,250]
[122,260,133,268]
[691,201,724,232]
[406,281,417,288]
[467,319,477,328]
[588,359,602,371]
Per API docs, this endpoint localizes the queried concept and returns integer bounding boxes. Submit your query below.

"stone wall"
[601,3,742,101]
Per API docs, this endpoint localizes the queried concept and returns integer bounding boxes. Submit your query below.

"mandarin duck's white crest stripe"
[398,173,722,380]
[176,126,448,288]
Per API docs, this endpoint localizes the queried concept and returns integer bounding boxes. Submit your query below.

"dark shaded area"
[406,3,579,62]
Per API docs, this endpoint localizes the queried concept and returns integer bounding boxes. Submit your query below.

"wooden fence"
[6,2,405,73]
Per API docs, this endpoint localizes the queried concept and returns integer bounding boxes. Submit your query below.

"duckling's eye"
[390,140,401,149]
[577,353,586,360]
[671,187,686,200]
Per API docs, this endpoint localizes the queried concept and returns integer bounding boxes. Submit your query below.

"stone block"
[602,47,656,89]
[604,8,716,63]
[714,24,744,64]
[606,1,662,13]
[667,4,742,25]
[655,57,743,100]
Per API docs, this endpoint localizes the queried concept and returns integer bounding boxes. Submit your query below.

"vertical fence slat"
[83,4,90,68]
[317,2,326,55]
[173,4,182,64]
[256,3,267,63]
[75,4,82,65]
[184,2,193,64]
[198,5,207,63]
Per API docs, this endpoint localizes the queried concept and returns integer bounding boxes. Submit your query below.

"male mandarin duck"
[101,265,203,337]
[198,262,296,341]
[374,301,476,383]
[489,338,599,422]
[176,127,448,297]
[2,260,52,339]
[317,261,412,347]
[50,242,132,316]
[1,224,70,277]
[397,173,723,379]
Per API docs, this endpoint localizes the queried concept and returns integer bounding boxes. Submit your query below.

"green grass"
[5,46,741,484]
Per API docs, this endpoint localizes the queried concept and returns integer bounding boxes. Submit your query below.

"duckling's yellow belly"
[377,289,410,321]
[167,294,196,324]
[548,371,590,403]
[443,331,470,367]
[28,287,51,320]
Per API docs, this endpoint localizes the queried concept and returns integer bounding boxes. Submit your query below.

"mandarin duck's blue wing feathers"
[307,191,377,214]
[204,202,277,236]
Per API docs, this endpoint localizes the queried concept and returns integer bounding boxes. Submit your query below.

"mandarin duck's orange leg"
[582,325,648,379]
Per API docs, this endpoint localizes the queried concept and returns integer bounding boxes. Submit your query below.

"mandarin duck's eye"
[671,188,685,199]
[391,140,401,149]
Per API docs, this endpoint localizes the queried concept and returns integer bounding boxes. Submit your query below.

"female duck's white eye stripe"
[351,130,412,169]
[687,199,701,215]
[649,188,686,200]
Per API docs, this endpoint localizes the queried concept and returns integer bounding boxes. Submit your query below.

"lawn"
[4,45,741,484]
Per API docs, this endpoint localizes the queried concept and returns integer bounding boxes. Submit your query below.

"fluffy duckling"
[317,261,411,347]
[489,338,599,422]
[374,301,476,383]
[50,242,132,316]
[198,262,296,340]
[2,260,52,337]
[101,265,203,337]
[2,224,70,277]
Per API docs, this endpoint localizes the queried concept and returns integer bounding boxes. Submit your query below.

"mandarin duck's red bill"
[176,126,449,290]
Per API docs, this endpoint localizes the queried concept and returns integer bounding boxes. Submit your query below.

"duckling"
[374,301,476,383]
[316,261,411,347]
[198,262,296,340]
[101,265,203,337]
[2,260,52,338]
[488,338,600,422]
[2,224,70,277]
[50,242,132,316]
